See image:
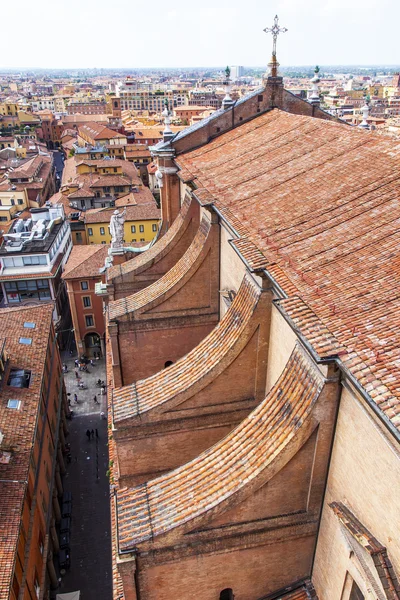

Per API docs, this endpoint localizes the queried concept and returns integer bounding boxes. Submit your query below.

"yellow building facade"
[84,204,160,245]
[0,190,28,222]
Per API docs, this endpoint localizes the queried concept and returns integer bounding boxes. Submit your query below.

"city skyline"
[2,0,399,70]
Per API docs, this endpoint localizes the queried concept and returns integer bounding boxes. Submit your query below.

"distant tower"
[112,96,121,118]
[222,66,235,110]
[309,66,321,107]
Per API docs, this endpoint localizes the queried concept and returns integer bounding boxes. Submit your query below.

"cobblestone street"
[55,354,112,600]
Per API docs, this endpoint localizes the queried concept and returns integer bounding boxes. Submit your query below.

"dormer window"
[8,368,31,388]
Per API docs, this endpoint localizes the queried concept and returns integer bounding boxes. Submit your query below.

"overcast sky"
[2,0,399,69]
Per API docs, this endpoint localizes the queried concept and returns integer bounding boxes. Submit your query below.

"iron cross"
[263,15,288,57]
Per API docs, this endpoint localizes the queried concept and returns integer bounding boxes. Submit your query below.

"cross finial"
[263,15,288,77]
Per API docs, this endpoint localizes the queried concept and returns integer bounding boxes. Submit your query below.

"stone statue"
[110,208,126,249]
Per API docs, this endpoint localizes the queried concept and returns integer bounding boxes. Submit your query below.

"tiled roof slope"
[0,481,25,599]
[112,275,261,422]
[62,244,109,279]
[0,304,54,599]
[107,194,192,282]
[117,344,324,549]
[108,214,210,321]
[331,502,400,599]
[176,109,400,432]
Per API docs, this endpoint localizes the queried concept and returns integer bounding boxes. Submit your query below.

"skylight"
[24,322,36,329]
[7,399,21,409]
[19,337,32,345]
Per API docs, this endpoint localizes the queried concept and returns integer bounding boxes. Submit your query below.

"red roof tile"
[116,344,324,548]
[176,109,400,432]
[112,275,261,422]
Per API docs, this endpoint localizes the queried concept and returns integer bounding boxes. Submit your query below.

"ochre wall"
[313,384,400,599]
[266,304,298,392]
[219,223,248,317]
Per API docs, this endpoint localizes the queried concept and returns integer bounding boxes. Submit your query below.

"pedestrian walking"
[93,395,98,404]
[74,368,79,379]
[100,411,106,420]
[95,428,99,438]
[90,429,94,439]
[100,385,106,395]
[86,429,91,441]
[74,393,78,404]
[75,359,79,367]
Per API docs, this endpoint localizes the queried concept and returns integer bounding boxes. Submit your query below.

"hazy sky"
[2,0,399,69]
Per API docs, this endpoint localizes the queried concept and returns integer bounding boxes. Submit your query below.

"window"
[7,399,21,409]
[24,322,36,329]
[76,232,82,242]
[220,590,234,600]
[349,582,364,600]
[19,337,32,345]
[131,239,137,242]
[152,224,157,232]
[139,224,144,233]
[100,227,105,235]
[88,228,93,236]
[83,296,91,307]
[131,225,136,233]
[140,238,145,242]
[85,315,94,327]
[81,281,88,290]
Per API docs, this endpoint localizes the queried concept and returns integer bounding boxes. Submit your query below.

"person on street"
[86,429,91,441]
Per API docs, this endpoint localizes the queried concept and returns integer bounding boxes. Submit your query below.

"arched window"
[114,101,118,108]
[164,361,173,368]
[220,589,234,600]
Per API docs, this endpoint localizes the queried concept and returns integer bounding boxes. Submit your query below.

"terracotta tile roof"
[330,502,400,599]
[0,304,54,599]
[84,203,160,225]
[0,481,25,599]
[68,186,95,199]
[62,244,109,279]
[108,213,210,321]
[112,275,261,422]
[116,344,324,549]
[89,175,131,188]
[114,187,155,206]
[176,109,400,432]
[107,194,191,281]
[7,155,44,179]
[79,122,125,140]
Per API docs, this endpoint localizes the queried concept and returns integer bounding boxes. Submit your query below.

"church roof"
[176,108,400,433]
[112,275,261,422]
[108,213,210,321]
[117,344,324,549]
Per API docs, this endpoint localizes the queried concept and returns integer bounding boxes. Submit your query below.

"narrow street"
[55,354,112,600]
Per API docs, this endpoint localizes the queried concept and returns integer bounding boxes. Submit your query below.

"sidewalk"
[55,354,112,600]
